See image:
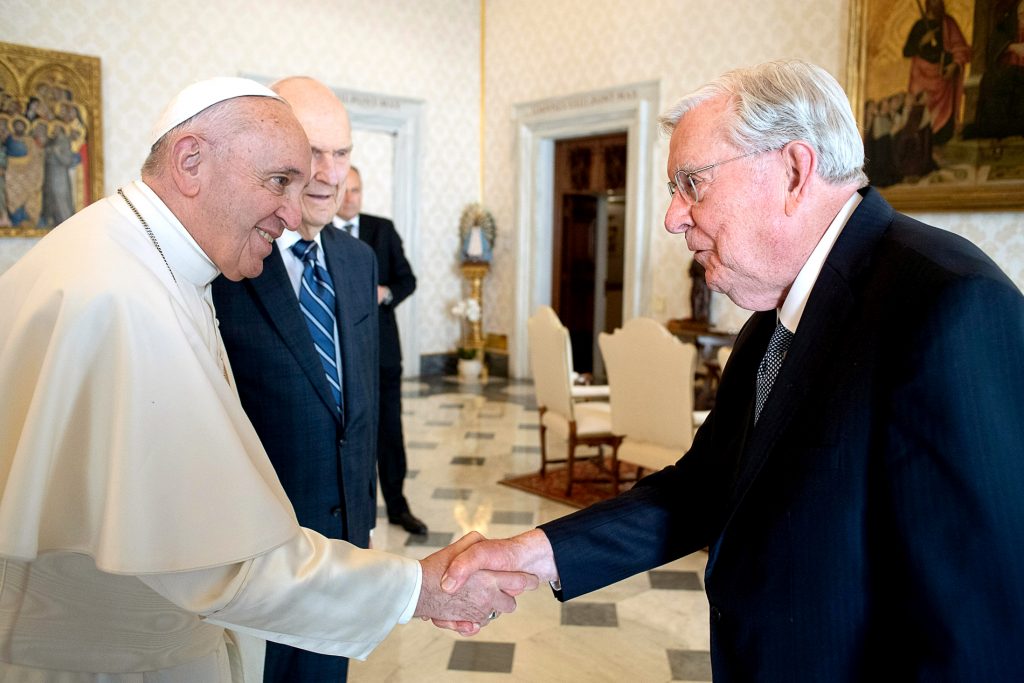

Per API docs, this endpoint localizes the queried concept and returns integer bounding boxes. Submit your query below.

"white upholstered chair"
[527,306,622,495]
[598,317,701,477]
[571,380,611,401]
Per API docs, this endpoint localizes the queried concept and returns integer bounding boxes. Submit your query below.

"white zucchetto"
[148,76,282,148]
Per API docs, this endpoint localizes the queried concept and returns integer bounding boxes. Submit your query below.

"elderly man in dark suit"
[334,165,426,535]
[212,76,376,683]
[438,59,1024,680]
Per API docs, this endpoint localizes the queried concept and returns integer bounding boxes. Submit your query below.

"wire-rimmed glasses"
[666,149,763,204]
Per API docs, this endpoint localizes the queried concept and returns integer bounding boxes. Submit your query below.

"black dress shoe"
[389,510,428,535]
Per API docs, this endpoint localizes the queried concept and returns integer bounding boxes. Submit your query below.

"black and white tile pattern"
[351,376,710,681]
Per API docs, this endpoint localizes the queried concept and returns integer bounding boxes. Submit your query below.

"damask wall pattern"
[2,0,1022,368]
[349,129,394,220]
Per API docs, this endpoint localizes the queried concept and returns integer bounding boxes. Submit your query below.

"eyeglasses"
[666,149,763,205]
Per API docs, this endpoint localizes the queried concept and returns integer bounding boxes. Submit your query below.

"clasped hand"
[414,529,557,636]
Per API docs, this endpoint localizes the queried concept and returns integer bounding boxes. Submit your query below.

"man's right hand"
[440,529,558,596]
[421,529,558,634]
[415,532,539,636]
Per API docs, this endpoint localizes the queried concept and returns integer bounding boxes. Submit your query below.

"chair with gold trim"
[527,306,622,495]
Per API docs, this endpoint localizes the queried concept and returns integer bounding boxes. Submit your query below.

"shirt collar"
[127,180,219,287]
[277,227,324,256]
[332,215,359,230]
[778,191,862,332]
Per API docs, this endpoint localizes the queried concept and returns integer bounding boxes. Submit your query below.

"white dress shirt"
[332,214,359,238]
[778,191,863,331]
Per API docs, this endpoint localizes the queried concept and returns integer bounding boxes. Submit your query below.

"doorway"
[510,80,659,379]
[552,133,627,378]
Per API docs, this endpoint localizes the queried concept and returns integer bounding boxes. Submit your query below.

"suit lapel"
[357,213,376,248]
[250,242,340,419]
[728,280,852,507]
[726,188,893,514]
[724,313,780,501]
[322,226,371,424]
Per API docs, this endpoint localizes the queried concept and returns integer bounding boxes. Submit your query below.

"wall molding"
[511,81,660,377]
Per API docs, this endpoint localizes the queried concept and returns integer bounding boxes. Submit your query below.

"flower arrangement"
[451,297,482,359]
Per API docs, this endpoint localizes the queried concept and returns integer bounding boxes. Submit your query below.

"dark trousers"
[264,640,349,682]
[378,363,409,515]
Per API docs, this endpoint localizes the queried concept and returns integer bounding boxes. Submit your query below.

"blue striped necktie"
[291,239,343,415]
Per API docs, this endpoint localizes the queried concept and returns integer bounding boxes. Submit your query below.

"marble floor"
[348,376,710,683]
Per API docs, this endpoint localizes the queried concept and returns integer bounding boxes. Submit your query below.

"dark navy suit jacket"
[541,188,1024,681]
[212,225,379,547]
[356,213,416,369]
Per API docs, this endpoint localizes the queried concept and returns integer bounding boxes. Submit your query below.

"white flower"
[451,298,481,323]
[465,298,481,323]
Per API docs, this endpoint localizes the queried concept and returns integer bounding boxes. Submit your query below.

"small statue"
[689,258,711,324]
[458,203,496,264]
[461,225,493,263]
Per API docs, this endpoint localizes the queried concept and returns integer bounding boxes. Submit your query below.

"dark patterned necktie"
[342,223,354,234]
[754,321,794,423]
[290,240,343,415]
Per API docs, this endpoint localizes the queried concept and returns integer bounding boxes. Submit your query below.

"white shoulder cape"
[0,196,299,573]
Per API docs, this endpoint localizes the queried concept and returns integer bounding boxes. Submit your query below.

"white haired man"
[441,59,1024,681]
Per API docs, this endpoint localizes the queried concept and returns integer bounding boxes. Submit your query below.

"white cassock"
[0,180,420,681]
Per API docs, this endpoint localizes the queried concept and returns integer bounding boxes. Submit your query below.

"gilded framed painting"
[0,41,103,236]
[847,0,1024,210]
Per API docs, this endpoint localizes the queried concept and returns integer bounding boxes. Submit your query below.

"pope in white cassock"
[0,77,533,681]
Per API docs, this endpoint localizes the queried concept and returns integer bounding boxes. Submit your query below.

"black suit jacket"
[212,226,379,547]
[541,188,1024,681]
[357,213,416,369]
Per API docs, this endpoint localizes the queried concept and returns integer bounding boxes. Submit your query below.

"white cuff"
[397,559,423,624]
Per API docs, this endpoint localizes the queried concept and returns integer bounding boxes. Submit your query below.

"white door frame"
[337,88,424,377]
[511,81,660,378]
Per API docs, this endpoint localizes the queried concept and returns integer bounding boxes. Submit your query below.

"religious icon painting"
[1,41,103,236]
[847,0,1024,209]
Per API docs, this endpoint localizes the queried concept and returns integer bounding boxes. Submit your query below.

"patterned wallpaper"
[349,129,394,220]
[3,0,1022,371]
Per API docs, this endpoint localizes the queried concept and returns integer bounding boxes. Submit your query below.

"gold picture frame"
[847,0,1024,210]
[1,41,103,236]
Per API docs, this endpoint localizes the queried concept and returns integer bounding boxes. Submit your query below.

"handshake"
[412,528,556,636]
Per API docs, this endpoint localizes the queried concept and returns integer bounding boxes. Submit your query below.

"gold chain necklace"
[118,188,177,285]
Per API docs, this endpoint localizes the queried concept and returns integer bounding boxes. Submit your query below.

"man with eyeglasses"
[439,59,1024,681]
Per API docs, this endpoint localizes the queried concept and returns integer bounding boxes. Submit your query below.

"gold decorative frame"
[1,41,103,236]
[847,0,1024,210]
